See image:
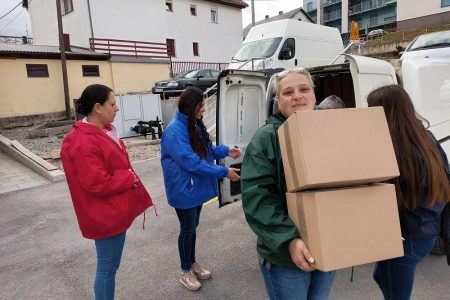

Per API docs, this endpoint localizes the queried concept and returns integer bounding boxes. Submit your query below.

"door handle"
[295,59,298,66]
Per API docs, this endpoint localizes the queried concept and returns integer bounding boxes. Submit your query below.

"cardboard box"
[286,184,404,272]
[278,107,399,192]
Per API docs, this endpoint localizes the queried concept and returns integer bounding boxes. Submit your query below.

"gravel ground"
[0,126,161,170]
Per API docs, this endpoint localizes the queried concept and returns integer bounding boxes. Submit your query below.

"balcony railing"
[89,38,169,59]
[323,10,342,22]
[323,0,342,8]
[356,13,396,30]
[349,0,395,16]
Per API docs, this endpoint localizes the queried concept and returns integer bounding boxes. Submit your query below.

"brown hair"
[178,87,210,159]
[367,85,449,210]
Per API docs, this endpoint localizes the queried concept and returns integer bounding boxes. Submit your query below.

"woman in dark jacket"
[160,87,241,291]
[367,84,450,300]
[61,84,153,300]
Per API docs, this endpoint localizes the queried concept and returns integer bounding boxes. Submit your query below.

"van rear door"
[216,70,268,207]
[345,55,397,106]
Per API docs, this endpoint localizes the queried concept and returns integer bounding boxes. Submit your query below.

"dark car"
[152,68,221,99]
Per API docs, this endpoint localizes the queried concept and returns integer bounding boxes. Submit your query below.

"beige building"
[0,44,169,128]
[397,0,450,30]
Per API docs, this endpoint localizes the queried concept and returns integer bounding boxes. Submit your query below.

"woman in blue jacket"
[161,87,241,291]
[368,85,450,300]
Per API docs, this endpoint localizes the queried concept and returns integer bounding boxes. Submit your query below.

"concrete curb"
[0,135,65,182]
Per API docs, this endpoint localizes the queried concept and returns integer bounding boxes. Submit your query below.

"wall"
[111,61,170,94]
[28,0,243,63]
[0,57,170,124]
[397,0,450,22]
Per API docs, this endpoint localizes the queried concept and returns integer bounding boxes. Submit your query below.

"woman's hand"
[129,169,139,188]
[226,167,240,182]
[229,146,242,159]
[288,238,316,272]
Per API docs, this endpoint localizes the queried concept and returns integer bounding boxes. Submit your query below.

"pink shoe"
[179,271,201,291]
[192,262,212,280]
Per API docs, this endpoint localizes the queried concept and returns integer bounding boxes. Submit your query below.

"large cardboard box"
[286,183,404,272]
[278,107,399,192]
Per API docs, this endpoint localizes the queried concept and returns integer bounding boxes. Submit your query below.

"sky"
[0,0,303,37]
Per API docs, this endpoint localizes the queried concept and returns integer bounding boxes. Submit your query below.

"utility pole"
[56,0,71,119]
[251,0,255,26]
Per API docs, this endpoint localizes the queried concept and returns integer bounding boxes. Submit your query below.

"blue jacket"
[161,110,229,209]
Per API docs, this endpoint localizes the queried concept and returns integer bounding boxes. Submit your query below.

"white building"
[397,0,450,30]
[26,0,247,63]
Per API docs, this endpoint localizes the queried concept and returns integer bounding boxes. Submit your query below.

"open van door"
[216,70,268,207]
[346,55,397,106]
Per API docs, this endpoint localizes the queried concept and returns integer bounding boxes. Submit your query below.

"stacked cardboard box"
[278,107,404,272]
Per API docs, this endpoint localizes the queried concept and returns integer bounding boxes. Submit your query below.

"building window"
[190,5,197,16]
[82,65,100,77]
[307,2,313,11]
[166,38,176,57]
[193,42,199,56]
[166,0,173,12]
[61,0,73,15]
[211,8,218,23]
[26,64,49,77]
[442,0,450,7]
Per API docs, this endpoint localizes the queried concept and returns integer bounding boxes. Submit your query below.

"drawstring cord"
[141,205,158,230]
[350,266,354,282]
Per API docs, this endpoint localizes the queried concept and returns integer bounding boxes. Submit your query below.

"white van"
[216,54,450,206]
[229,19,344,72]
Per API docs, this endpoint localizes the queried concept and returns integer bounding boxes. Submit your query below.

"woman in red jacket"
[61,84,153,300]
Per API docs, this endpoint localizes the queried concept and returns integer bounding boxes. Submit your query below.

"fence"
[89,38,170,59]
[170,61,229,77]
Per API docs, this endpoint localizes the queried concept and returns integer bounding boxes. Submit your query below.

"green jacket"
[241,112,299,269]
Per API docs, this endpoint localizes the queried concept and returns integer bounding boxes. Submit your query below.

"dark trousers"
[373,237,435,300]
[175,205,202,271]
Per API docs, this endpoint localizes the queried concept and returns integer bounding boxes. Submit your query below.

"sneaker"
[179,271,201,291]
[192,262,212,280]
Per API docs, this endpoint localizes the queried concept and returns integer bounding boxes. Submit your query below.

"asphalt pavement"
[1,157,449,300]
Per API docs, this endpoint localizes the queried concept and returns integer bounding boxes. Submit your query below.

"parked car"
[400,30,450,61]
[152,68,221,99]
[367,29,386,39]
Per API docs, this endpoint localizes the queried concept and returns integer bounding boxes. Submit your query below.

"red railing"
[170,61,229,77]
[89,37,170,59]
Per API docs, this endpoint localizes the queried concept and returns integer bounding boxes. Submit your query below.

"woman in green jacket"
[241,68,335,300]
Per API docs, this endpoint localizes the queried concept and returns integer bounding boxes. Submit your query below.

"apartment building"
[304,0,397,34]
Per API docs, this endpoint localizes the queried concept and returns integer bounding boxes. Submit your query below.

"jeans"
[175,205,202,271]
[259,258,335,300]
[94,231,126,300]
[373,237,435,300]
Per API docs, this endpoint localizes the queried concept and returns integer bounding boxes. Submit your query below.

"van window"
[232,37,283,62]
[279,38,295,60]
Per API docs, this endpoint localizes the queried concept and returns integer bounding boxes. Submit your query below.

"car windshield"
[183,70,200,78]
[174,70,192,79]
[409,30,450,51]
[232,37,283,62]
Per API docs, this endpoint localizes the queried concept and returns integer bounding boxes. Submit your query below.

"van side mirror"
[279,48,293,60]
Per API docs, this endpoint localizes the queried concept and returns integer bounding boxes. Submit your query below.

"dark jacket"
[398,135,448,239]
[241,112,299,269]
[161,110,229,209]
[61,121,153,240]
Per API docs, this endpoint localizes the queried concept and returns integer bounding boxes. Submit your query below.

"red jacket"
[61,121,153,240]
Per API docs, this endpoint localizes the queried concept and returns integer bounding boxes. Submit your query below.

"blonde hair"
[274,67,315,97]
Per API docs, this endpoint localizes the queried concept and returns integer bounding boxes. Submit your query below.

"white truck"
[229,19,344,72]
[216,54,450,206]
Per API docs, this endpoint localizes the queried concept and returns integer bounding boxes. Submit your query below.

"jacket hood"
[266,112,286,126]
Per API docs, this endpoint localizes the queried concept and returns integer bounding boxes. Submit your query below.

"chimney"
[63,33,71,52]
[279,11,283,15]
[265,15,269,19]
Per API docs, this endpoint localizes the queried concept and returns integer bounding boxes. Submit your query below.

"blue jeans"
[259,258,335,300]
[373,237,435,300]
[175,205,202,271]
[94,231,126,300]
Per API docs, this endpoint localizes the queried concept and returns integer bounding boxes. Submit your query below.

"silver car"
[400,30,450,61]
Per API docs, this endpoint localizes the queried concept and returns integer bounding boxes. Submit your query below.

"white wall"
[28,0,243,62]
[397,0,450,21]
